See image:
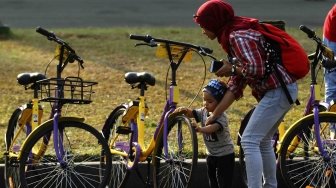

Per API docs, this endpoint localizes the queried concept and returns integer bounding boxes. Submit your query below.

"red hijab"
[194,0,260,52]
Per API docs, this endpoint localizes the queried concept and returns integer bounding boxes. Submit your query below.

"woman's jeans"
[241,83,298,188]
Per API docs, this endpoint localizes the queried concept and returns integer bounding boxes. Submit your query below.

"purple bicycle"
[100,35,215,188]
[277,25,336,188]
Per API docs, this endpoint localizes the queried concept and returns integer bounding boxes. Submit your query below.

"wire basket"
[37,77,98,104]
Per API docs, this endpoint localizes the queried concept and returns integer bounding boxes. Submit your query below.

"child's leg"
[216,153,235,188]
[206,156,219,188]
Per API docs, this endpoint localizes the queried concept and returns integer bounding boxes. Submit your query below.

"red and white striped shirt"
[227,29,296,101]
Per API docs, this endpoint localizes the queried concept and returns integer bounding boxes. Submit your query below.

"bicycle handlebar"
[299,25,316,39]
[36,26,84,67]
[36,27,56,39]
[300,25,335,68]
[129,34,213,55]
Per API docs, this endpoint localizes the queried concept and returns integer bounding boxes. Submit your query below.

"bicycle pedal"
[116,126,132,134]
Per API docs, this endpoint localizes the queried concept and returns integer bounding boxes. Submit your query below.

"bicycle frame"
[115,46,188,165]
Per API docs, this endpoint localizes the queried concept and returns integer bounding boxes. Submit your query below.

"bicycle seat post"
[137,82,147,148]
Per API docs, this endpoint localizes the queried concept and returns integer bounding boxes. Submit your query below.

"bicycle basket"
[37,77,97,104]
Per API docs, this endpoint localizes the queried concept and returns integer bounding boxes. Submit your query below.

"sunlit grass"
[0,27,323,161]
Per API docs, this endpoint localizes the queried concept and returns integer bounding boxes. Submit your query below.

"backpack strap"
[264,42,300,105]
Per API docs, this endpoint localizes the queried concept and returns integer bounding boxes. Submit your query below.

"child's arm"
[193,122,221,134]
[170,107,193,118]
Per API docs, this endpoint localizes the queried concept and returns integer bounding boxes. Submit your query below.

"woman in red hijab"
[194,1,298,187]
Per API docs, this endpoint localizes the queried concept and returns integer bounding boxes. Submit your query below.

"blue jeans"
[324,37,336,134]
[241,83,298,188]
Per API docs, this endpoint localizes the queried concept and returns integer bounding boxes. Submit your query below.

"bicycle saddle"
[124,72,155,86]
[17,72,47,85]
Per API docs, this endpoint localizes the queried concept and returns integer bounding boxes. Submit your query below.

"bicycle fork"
[53,111,68,168]
[163,85,179,158]
[312,85,331,161]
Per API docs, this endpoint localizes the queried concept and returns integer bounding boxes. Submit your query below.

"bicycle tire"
[237,107,255,188]
[101,105,130,188]
[18,120,112,188]
[152,115,198,188]
[5,107,23,188]
[278,112,336,188]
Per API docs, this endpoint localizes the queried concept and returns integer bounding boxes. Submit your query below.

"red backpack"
[259,23,310,79]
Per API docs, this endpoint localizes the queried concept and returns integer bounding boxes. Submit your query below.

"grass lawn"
[0,26,324,161]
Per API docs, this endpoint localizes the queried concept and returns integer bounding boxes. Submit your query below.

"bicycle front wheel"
[18,120,112,188]
[5,107,24,188]
[101,105,130,188]
[278,113,336,188]
[152,115,198,188]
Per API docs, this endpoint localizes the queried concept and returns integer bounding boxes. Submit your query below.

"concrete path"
[0,0,334,28]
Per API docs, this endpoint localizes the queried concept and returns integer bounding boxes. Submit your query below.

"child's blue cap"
[203,79,227,102]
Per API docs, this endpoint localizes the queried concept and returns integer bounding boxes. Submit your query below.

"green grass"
[0,26,324,161]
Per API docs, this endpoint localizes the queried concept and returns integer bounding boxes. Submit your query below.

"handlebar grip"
[36,26,56,39]
[129,34,152,42]
[299,25,315,39]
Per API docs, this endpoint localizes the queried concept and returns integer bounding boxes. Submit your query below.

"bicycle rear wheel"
[101,106,130,188]
[18,120,111,188]
[5,107,24,188]
[152,115,198,188]
[237,107,255,188]
[278,113,336,188]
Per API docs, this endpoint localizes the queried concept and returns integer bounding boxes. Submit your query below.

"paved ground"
[0,0,334,28]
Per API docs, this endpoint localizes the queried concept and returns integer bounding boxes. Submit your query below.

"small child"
[171,79,235,188]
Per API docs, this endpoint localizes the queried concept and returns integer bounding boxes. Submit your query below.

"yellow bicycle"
[101,34,215,188]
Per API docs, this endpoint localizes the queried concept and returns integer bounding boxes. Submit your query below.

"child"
[171,79,235,188]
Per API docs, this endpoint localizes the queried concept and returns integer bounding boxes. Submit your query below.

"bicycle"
[100,34,215,188]
[276,25,336,188]
[4,27,112,188]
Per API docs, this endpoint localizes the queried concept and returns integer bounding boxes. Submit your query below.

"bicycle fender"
[278,112,336,152]
[102,104,128,138]
[18,116,85,159]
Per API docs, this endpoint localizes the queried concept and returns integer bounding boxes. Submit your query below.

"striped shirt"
[227,29,296,101]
